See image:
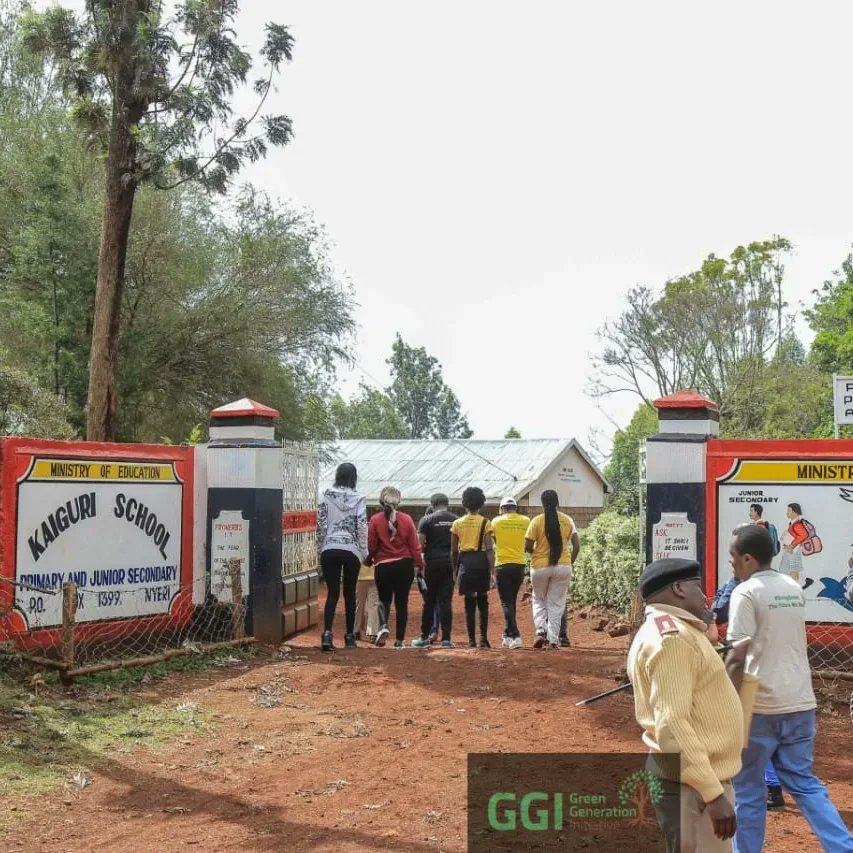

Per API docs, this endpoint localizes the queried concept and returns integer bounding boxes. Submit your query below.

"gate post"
[645,390,719,591]
[206,398,283,644]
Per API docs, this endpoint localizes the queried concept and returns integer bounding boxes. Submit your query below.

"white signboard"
[716,460,853,623]
[651,512,697,561]
[210,511,250,603]
[557,465,582,484]
[833,375,853,432]
[15,457,183,628]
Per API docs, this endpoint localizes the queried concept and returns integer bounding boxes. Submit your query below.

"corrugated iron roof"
[319,438,609,504]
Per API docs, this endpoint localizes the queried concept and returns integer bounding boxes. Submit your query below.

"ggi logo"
[487,792,559,831]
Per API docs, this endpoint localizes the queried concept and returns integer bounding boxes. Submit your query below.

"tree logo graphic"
[618,770,664,827]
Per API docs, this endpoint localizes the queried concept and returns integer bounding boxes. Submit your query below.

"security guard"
[627,558,745,853]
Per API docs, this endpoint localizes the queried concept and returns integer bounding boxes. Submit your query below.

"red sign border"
[0,437,195,650]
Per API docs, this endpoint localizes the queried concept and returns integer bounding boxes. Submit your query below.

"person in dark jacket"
[413,493,458,648]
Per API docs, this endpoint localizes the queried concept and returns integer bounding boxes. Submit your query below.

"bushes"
[572,511,642,614]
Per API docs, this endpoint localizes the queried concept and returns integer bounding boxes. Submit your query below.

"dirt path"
[4,593,852,852]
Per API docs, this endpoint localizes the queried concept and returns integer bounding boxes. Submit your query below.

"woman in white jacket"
[317,463,368,650]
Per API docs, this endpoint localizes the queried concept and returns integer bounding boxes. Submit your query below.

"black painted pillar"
[206,398,283,644]
[645,391,720,597]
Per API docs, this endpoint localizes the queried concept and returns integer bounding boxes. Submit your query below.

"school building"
[319,438,611,527]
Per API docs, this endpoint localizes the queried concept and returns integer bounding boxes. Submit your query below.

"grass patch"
[0,645,259,831]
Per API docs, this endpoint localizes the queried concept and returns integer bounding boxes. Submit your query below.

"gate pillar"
[206,398,283,644]
[645,391,719,592]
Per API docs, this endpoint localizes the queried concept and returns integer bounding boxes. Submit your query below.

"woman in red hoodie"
[367,485,424,648]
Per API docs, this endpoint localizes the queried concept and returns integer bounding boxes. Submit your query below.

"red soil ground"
[4,589,852,851]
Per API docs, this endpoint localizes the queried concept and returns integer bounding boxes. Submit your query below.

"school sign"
[1,439,193,636]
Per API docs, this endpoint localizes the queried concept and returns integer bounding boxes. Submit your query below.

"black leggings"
[495,563,524,638]
[421,559,454,641]
[375,558,415,642]
[464,593,489,641]
[321,549,361,634]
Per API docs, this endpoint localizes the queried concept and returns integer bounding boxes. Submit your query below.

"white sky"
[57,1,853,456]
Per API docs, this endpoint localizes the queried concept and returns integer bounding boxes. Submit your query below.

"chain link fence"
[1,564,251,683]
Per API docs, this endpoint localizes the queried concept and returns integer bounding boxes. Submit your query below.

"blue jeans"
[733,709,853,853]
[764,762,779,787]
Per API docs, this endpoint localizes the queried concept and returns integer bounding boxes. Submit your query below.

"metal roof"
[319,438,610,505]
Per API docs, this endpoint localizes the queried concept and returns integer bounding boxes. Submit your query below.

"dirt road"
[4,592,851,851]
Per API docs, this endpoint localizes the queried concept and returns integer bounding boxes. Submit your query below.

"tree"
[386,334,473,438]
[0,357,75,438]
[593,238,792,427]
[328,384,408,440]
[114,186,355,442]
[808,252,853,374]
[22,1,295,441]
[604,404,658,515]
[504,426,521,438]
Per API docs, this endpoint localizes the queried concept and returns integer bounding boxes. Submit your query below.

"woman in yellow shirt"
[450,486,495,648]
[524,489,580,648]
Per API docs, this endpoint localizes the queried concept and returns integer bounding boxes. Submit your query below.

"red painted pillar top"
[209,398,280,444]
[653,389,719,436]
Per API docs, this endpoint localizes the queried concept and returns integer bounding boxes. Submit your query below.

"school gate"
[0,398,319,678]
[644,390,853,673]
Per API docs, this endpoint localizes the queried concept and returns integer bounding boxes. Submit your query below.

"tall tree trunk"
[85,97,139,442]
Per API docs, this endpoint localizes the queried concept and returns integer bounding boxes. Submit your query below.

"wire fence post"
[61,581,77,684]
[229,558,244,640]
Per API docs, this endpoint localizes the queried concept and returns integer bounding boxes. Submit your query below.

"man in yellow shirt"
[627,557,744,852]
[491,497,529,649]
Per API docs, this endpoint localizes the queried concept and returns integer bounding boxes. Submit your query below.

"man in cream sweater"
[628,557,744,852]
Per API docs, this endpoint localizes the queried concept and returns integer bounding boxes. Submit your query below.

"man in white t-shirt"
[725,525,853,853]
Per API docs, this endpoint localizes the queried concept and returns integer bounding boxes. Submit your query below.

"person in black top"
[412,493,458,648]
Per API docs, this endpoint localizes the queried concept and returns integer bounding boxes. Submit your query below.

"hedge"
[571,511,642,614]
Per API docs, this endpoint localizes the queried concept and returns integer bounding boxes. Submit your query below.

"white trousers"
[354,579,380,637]
[530,564,571,645]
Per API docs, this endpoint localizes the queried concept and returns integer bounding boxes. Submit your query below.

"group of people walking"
[316,463,580,650]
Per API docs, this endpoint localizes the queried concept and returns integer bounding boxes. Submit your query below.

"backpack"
[766,522,781,556]
[801,519,823,556]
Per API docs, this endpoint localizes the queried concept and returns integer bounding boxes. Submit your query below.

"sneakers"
[412,636,431,648]
[375,626,390,647]
[428,631,438,643]
[533,633,546,649]
[549,642,559,649]
[441,640,455,648]
[509,637,523,649]
[559,636,571,648]
[479,638,491,649]
[353,631,362,641]
[321,631,334,652]
[501,636,512,649]
[767,785,786,811]
[344,633,357,648]
[468,637,477,648]
[394,640,406,649]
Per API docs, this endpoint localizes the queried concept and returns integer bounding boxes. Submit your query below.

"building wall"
[523,446,606,509]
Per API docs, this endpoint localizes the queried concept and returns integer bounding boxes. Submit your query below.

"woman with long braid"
[524,489,580,648]
[367,485,423,648]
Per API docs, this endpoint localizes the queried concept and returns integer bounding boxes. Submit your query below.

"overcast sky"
[54,1,853,455]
